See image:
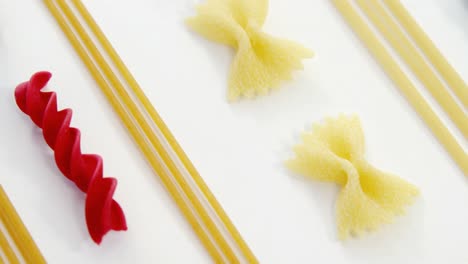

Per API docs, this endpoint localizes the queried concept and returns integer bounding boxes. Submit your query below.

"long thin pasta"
[331,0,468,176]
[44,0,258,262]
[43,1,224,261]
[355,0,468,139]
[383,0,468,108]
[69,0,257,262]
[55,1,237,261]
[0,228,20,264]
[0,186,46,264]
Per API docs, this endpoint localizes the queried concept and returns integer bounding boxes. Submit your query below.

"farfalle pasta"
[286,115,419,239]
[186,0,313,100]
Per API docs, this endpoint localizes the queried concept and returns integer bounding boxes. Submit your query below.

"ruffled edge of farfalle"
[286,115,420,239]
[186,0,313,101]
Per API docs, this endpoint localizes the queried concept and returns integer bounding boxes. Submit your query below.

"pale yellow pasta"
[186,0,313,100]
[286,115,419,239]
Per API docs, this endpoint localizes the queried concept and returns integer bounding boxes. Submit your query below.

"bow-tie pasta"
[186,0,313,100]
[286,115,419,239]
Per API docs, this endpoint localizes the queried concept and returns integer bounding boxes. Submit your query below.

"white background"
[0,0,467,263]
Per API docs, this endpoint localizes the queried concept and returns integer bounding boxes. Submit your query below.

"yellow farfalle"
[286,115,419,239]
[186,0,313,100]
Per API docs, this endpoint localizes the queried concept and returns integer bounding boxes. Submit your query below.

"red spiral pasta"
[15,71,127,244]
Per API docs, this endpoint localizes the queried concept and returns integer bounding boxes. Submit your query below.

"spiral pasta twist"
[286,115,419,239]
[15,71,127,244]
[186,0,313,100]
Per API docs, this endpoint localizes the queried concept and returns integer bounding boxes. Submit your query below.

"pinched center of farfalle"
[286,115,419,239]
[186,0,313,100]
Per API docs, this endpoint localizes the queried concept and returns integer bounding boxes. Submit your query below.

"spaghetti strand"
[331,0,468,176]
[0,186,46,264]
[55,0,238,261]
[43,0,225,261]
[0,229,20,264]
[70,0,258,262]
[355,0,468,139]
[383,0,468,108]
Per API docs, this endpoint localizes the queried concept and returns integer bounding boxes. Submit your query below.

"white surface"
[0,0,467,263]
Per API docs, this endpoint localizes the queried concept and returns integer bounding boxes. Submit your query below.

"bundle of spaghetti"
[0,185,46,263]
[286,115,419,238]
[332,0,468,176]
[186,0,313,100]
[382,0,468,108]
[15,71,127,244]
[44,0,258,262]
